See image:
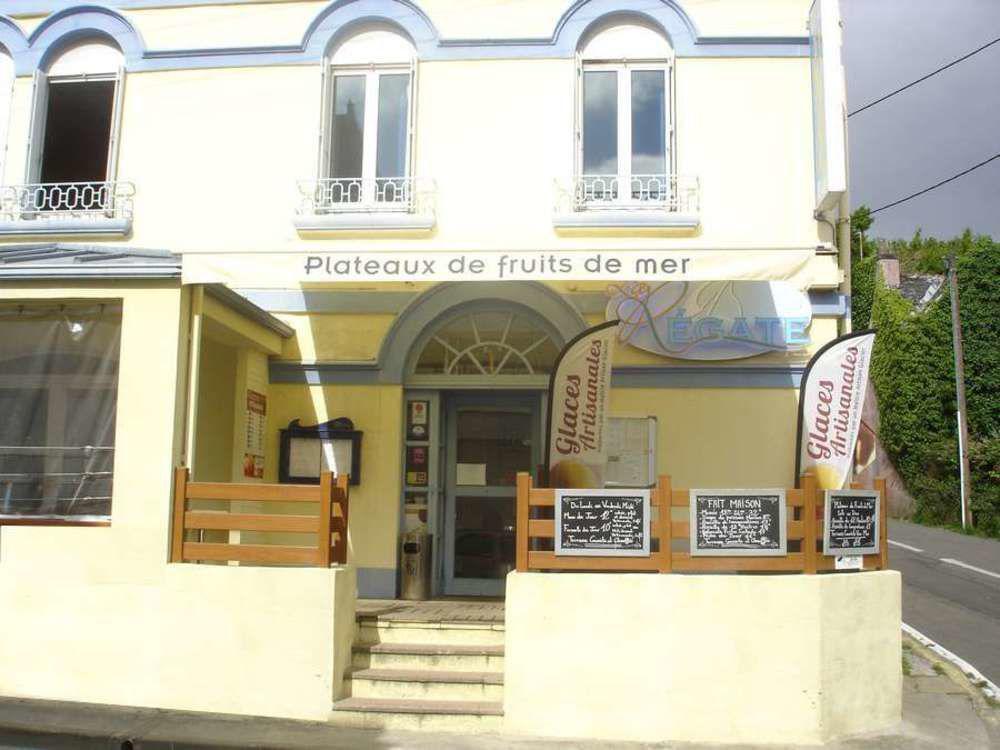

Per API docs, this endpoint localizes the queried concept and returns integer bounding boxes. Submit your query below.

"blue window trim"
[0,0,808,76]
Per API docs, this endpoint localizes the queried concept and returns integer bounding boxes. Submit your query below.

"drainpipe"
[184,285,205,477]
[813,195,852,335]
[837,191,852,334]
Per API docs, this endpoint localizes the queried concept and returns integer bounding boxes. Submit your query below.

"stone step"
[352,642,505,672]
[348,668,503,701]
[356,619,505,646]
[330,697,504,732]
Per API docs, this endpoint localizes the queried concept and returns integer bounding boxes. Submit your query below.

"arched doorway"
[395,285,583,596]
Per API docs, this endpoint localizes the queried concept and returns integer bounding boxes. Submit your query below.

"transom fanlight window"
[414,309,560,377]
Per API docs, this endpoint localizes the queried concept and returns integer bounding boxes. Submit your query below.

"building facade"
[0,2,884,735]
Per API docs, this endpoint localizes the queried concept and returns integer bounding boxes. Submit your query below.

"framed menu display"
[279,417,362,485]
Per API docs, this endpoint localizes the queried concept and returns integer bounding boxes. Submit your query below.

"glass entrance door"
[443,393,540,596]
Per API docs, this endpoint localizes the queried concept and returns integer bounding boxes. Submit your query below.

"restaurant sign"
[181,249,817,287]
[606,280,812,360]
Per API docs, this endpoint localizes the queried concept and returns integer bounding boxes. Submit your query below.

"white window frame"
[323,61,416,207]
[26,57,125,189]
[576,58,675,207]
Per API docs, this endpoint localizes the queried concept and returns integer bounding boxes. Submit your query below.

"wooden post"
[947,253,974,529]
[170,467,189,563]
[516,472,530,572]
[317,471,333,567]
[876,477,889,570]
[657,475,673,573]
[335,473,349,564]
[802,472,817,574]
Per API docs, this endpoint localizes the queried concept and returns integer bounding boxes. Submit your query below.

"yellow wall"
[194,336,237,482]
[1,0,831,281]
[0,282,358,718]
[610,387,800,488]
[267,383,404,572]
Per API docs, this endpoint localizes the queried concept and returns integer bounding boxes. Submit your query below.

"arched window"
[577,21,674,205]
[411,307,561,384]
[24,38,125,212]
[318,26,416,207]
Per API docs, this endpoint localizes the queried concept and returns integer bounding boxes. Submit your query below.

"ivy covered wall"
[853,222,999,536]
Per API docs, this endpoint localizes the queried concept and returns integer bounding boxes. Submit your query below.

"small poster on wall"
[244,390,266,478]
[406,400,430,441]
[406,445,428,486]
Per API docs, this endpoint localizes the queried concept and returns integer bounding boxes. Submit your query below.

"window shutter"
[24,70,48,183]
[573,52,582,177]
[317,57,332,178]
[667,62,675,174]
[406,58,418,179]
[105,66,126,182]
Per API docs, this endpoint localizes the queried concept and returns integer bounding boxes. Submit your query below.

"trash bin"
[400,529,431,601]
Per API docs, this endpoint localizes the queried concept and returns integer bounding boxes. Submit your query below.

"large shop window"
[23,40,126,215]
[319,27,416,208]
[0,302,122,524]
[577,22,674,205]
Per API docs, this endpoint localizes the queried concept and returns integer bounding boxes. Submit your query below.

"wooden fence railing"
[170,467,349,566]
[515,473,888,574]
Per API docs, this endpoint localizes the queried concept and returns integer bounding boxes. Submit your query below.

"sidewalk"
[1,636,997,750]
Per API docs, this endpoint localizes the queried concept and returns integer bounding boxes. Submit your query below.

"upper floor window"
[577,22,674,206]
[29,40,125,189]
[321,27,415,208]
[2,39,133,229]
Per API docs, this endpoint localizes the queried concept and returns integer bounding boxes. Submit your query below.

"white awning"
[182,248,825,289]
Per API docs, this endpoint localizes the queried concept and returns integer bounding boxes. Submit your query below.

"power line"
[870,152,1000,214]
[848,35,1000,117]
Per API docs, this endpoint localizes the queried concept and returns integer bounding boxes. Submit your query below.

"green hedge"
[866,234,1000,536]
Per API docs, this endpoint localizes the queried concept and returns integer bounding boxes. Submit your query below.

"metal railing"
[0,182,135,222]
[297,176,435,215]
[555,174,700,213]
[0,445,114,521]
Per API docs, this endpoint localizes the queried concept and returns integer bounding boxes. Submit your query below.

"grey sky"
[840,0,1000,240]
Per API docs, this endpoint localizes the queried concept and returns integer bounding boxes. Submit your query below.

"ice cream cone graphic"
[813,464,844,490]
[550,460,599,489]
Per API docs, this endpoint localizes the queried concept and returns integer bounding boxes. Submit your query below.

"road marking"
[888,539,923,553]
[902,622,999,701]
[940,558,1000,580]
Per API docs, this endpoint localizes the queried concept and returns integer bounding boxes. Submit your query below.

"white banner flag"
[546,321,618,489]
[796,330,876,489]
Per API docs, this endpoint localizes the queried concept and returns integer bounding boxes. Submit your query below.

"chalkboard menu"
[555,490,651,557]
[823,490,880,555]
[690,489,787,556]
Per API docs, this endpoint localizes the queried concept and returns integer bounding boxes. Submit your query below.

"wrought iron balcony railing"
[0,182,135,223]
[555,174,700,214]
[297,176,436,215]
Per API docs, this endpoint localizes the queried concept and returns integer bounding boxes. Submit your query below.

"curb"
[903,622,999,702]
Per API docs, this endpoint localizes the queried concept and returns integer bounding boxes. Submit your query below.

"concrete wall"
[504,571,902,744]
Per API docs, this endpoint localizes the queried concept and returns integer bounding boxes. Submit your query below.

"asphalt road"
[889,519,1000,685]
